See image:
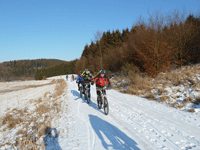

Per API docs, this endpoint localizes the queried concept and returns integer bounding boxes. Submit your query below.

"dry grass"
[165,71,183,86]
[158,96,170,103]
[2,109,24,129]
[194,96,200,105]
[126,73,155,96]
[183,97,195,104]
[145,92,156,100]
[1,79,67,149]
[157,88,167,95]
[170,101,185,109]
[188,108,195,113]
[54,79,67,98]
[35,104,50,115]
[44,91,51,98]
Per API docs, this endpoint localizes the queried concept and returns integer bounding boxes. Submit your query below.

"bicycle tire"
[98,96,102,109]
[104,97,109,115]
[87,96,90,104]
[80,87,82,98]
[87,93,90,104]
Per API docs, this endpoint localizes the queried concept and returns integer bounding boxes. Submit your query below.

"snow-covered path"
[58,80,200,150]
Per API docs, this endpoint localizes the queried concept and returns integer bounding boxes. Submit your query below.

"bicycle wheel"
[85,93,87,101]
[87,93,90,104]
[98,96,102,109]
[80,87,82,98]
[104,97,109,115]
[87,96,90,104]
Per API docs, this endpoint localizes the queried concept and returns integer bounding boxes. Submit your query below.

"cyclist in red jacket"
[91,69,110,102]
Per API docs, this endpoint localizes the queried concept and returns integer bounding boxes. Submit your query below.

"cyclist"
[91,69,110,103]
[72,74,74,81]
[66,74,68,81]
[81,69,92,95]
[76,71,83,91]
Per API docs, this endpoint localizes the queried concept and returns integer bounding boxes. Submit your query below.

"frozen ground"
[0,75,200,150]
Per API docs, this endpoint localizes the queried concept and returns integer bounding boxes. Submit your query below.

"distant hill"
[34,59,77,80]
[0,59,66,81]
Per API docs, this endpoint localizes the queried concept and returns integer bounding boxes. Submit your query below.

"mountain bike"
[97,86,109,115]
[84,82,91,104]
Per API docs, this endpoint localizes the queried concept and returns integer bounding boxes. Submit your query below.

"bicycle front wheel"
[87,96,90,104]
[104,97,109,115]
[98,96,102,109]
[80,87,82,98]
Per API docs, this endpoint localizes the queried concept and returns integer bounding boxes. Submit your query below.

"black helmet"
[100,69,106,74]
[79,71,82,74]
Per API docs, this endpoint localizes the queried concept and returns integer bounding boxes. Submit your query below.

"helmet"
[79,71,82,74]
[100,69,106,74]
[85,69,89,74]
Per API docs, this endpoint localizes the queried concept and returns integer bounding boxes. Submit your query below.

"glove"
[91,81,94,85]
[76,81,78,83]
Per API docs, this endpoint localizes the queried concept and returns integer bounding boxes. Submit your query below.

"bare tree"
[93,30,103,69]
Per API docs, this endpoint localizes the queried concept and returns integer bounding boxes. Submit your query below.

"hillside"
[0,59,66,81]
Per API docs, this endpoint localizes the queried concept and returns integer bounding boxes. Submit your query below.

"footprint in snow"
[149,129,154,132]
[156,135,161,139]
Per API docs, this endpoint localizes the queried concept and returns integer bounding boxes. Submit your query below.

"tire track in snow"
[108,91,200,149]
[75,83,95,150]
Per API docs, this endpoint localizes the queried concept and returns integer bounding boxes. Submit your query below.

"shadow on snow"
[89,115,140,150]
[43,126,62,150]
[71,90,106,115]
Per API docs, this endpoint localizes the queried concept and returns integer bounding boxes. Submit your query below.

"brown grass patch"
[194,96,200,105]
[165,71,183,86]
[44,91,51,98]
[2,110,24,129]
[145,92,156,100]
[54,79,67,98]
[35,104,50,115]
[127,73,155,95]
[157,88,167,95]
[158,96,170,103]
[170,101,185,108]
[183,97,195,104]
[188,108,195,113]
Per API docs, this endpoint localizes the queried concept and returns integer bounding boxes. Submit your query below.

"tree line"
[34,60,77,80]
[0,59,65,81]
[75,11,200,77]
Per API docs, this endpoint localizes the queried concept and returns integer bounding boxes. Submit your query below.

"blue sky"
[0,0,199,63]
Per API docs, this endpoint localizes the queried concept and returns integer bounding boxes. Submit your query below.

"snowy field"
[0,75,200,150]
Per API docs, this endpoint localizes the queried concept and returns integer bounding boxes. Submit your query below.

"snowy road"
[58,79,200,150]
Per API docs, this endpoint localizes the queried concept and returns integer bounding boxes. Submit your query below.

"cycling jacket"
[92,75,110,87]
[76,75,82,82]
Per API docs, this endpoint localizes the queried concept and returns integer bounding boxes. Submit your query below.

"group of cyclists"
[76,68,111,104]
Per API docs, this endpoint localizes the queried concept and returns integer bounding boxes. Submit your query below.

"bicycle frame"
[98,87,107,104]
